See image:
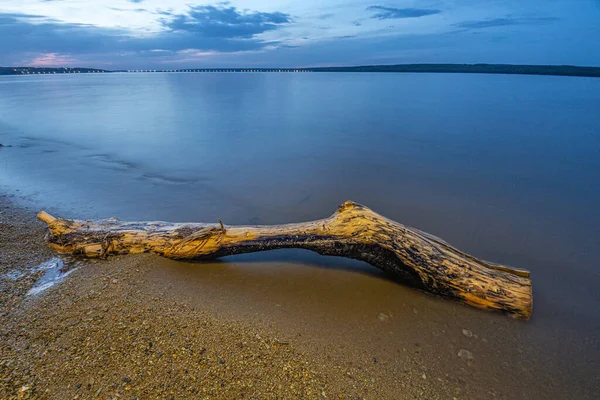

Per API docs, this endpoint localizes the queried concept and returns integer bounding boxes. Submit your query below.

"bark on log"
[37,201,532,319]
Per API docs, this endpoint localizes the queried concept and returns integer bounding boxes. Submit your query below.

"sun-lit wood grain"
[37,201,532,319]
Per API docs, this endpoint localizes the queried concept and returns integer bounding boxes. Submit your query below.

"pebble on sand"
[457,349,474,361]
[17,385,30,398]
[377,312,390,322]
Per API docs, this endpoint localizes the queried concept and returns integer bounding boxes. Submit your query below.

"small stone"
[18,385,30,398]
[422,373,427,379]
[457,349,474,361]
[111,279,118,284]
[462,329,473,338]
[123,377,131,383]
[377,313,390,322]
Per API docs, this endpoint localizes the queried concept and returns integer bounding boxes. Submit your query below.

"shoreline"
[1,191,599,399]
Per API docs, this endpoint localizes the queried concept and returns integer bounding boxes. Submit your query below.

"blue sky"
[1,0,599,68]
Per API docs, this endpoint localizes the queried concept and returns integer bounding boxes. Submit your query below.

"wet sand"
[1,194,599,399]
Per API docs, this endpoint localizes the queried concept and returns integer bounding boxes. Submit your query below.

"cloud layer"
[0,0,598,68]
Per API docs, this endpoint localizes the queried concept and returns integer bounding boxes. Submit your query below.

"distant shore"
[2,63,600,78]
[0,67,109,75]
[311,63,600,78]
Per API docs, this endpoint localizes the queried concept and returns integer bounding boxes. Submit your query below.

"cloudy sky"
[1,0,599,68]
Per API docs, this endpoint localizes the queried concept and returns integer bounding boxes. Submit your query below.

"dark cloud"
[455,16,559,30]
[353,21,362,27]
[161,5,291,39]
[367,6,440,20]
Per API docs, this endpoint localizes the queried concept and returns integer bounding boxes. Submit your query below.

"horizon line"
[3,62,600,70]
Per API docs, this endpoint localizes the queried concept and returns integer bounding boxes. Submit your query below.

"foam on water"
[26,257,77,296]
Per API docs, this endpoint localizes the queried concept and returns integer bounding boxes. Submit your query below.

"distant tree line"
[310,63,600,77]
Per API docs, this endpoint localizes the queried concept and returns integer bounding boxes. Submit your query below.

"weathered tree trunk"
[37,201,532,318]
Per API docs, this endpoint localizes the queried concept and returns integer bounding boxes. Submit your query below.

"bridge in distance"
[126,69,312,73]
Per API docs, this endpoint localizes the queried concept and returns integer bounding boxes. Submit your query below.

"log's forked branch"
[37,201,532,319]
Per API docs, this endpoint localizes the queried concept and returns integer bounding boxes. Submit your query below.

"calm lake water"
[1,72,599,398]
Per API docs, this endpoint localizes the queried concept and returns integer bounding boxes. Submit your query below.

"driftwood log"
[37,201,532,319]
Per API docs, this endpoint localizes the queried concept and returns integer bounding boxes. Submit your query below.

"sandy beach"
[1,191,599,399]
